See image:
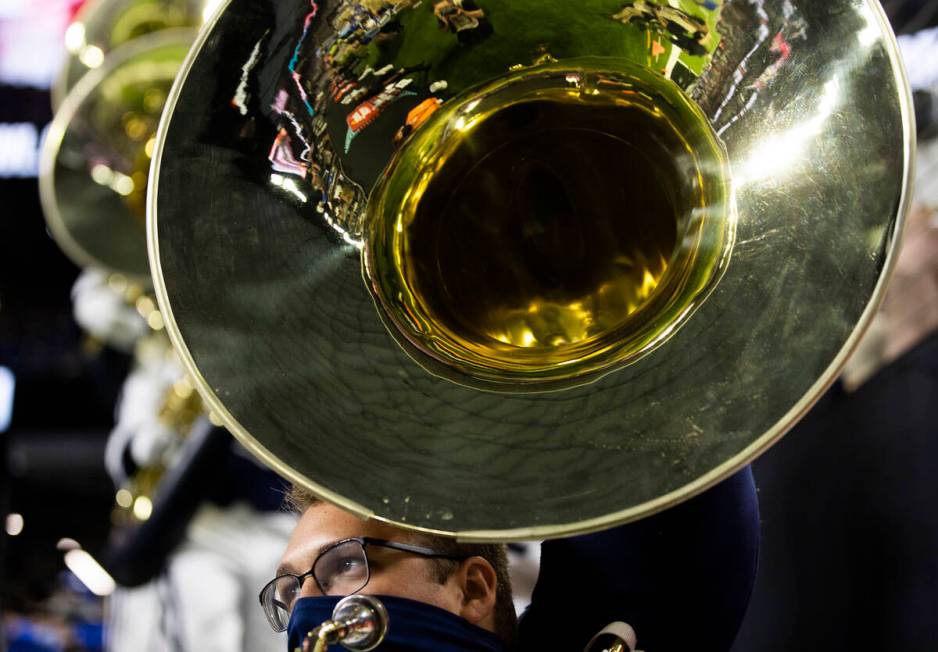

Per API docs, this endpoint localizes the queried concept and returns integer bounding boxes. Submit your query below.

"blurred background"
[1,2,115,651]
[1,0,938,651]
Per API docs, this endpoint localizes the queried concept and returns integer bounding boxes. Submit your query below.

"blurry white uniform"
[106,504,294,652]
[72,270,292,652]
[164,504,293,652]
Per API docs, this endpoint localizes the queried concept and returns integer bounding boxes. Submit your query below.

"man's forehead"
[278,502,408,572]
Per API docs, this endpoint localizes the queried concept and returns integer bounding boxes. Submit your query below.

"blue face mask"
[288,595,506,652]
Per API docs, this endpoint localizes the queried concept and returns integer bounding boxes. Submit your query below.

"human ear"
[454,556,498,627]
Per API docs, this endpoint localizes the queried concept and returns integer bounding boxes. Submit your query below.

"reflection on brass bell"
[149,0,913,540]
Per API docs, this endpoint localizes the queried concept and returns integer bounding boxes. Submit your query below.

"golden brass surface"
[366,60,732,388]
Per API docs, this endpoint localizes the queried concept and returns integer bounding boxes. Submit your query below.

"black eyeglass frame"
[258,536,468,632]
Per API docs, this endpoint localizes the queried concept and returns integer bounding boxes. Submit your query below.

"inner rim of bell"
[365,61,733,390]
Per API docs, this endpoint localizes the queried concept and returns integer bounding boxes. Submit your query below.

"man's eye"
[335,556,364,574]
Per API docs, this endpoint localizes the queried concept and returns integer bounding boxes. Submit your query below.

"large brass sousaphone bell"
[149,0,914,540]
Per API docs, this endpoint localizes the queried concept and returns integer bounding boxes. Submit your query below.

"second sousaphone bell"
[149,0,914,539]
[53,0,212,109]
[41,29,195,285]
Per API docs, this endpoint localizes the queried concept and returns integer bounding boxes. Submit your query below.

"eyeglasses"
[259,536,466,632]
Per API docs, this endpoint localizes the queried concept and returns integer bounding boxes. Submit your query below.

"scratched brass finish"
[150,0,913,539]
[41,32,193,283]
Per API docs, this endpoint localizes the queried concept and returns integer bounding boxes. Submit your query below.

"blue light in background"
[0,122,44,177]
[0,366,15,432]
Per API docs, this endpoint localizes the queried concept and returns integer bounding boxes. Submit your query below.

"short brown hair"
[286,485,517,647]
